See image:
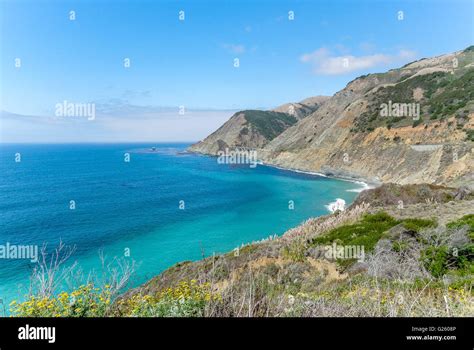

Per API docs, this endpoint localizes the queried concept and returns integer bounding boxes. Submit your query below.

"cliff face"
[260,116,474,187]
[188,97,328,155]
[190,47,474,188]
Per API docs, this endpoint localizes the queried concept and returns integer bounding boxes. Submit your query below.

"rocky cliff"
[190,47,474,188]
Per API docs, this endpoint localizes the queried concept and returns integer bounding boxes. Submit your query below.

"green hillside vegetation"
[466,129,474,142]
[421,215,474,280]
[310,212,437,268]
[242,110,298,140]
[354,54,474,132]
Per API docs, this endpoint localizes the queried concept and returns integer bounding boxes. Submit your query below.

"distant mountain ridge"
[188,97,329,154]
[190,47,474,188]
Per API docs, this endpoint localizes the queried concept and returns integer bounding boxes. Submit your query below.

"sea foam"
[326,198,346,213]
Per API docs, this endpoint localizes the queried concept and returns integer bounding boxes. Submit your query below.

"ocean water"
[0,143,362,305]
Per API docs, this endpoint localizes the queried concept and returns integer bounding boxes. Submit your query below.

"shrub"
[421,246,450,278]
[402,218,437,233]
[419,218,474,278]
[447,214,474,239]
[118,280,219,317]
[281,239,307,262]
[10,284,112,317]
[311,212,399,268]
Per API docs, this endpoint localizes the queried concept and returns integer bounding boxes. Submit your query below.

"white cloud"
[300,47,416,75]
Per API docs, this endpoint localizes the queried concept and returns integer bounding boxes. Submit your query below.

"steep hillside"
[190,47,473,187]
[188,97,328,155]
[256,47,474,188]
[272,95,330,119]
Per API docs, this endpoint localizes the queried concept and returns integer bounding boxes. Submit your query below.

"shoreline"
[186,149,380,192]
[259,161,378,192]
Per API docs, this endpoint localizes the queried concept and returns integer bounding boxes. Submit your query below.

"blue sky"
[0,0,473,142]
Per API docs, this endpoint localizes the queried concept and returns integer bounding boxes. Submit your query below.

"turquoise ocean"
[0,143,363,305]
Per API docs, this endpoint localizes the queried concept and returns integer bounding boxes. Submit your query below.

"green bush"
[421,246,450,278]
[402,218,437,233]
[420,215,474,278]
[447,214,474,240]
[311,212,399,262]
[465,129,474,142]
